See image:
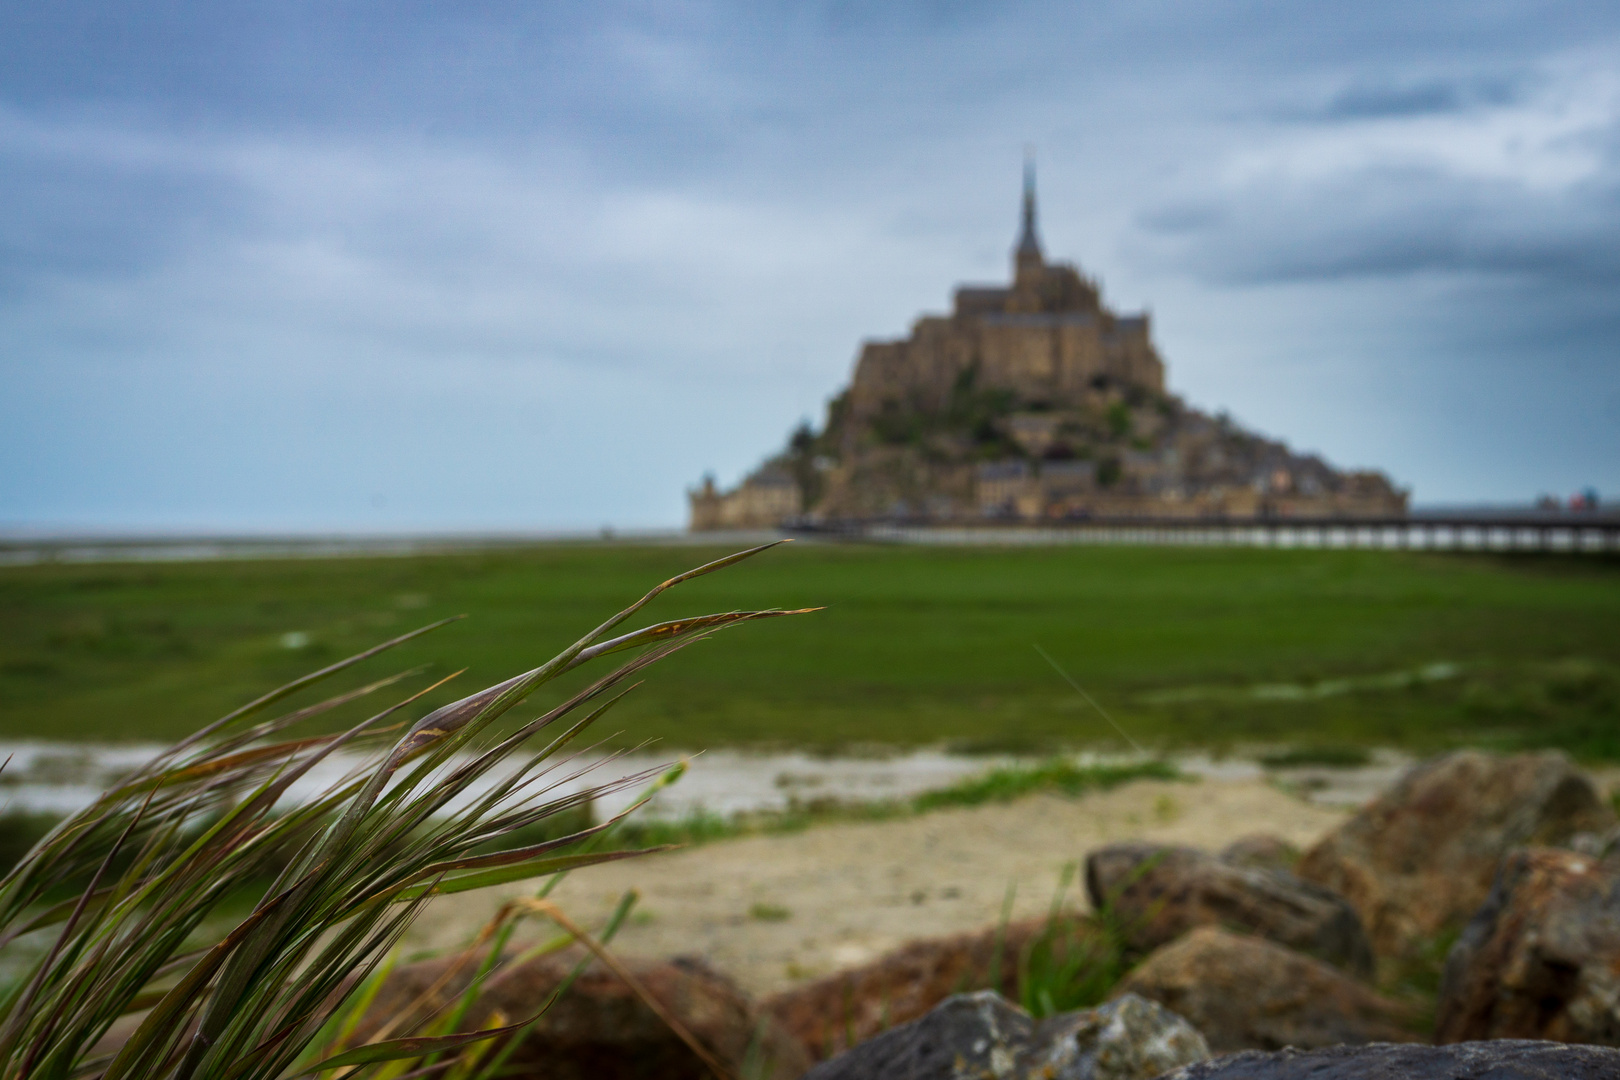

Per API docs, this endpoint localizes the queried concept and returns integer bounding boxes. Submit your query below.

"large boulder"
[1436,847,1620,1044]
[1296,750,1613,957]
[1086,842,1373,977]
[802,990,1209,1080]
[1156,1040,1620,1080]
[358,947,809,1080]
[764,918,1082,1060]
[1115,927,1416,1052]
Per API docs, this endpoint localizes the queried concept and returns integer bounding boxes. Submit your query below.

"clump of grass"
[967,866,1144,1020]
[1259,745,1372,769]
[0,542,807,1080]
[1376,926,1463,1038]
[912,759,1179,812]
[749,902,791,922]
[1015,867,1136,1018]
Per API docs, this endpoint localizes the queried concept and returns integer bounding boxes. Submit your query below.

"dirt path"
[406,775,1349,998]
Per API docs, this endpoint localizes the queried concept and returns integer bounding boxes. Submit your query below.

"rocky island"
[691,166,1407,530]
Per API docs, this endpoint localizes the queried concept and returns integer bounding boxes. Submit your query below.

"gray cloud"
[3,1,1619,528]
[1138,170,1620,284]
[1319,75,1527,120]
[1131,54,1620,285]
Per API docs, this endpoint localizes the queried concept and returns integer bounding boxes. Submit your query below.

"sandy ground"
[405,775,1350,999]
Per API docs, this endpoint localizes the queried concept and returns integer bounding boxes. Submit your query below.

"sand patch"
[406,775,1349,998]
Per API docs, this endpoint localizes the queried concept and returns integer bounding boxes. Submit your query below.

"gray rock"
[1156,1040,1620,1080]
[1085,842,1374,977]
[1437,846,1620,1044]
[802,991,1208,1080]
[802,991,1031,1080]
[1016,994,1209,1080]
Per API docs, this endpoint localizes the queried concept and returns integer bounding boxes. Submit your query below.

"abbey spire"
[1014,151,1044,277]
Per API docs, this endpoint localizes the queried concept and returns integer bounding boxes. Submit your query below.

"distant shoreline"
[4,505,1617,565]
[0,528,789,567]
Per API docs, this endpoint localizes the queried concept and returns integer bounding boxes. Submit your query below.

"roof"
[954,286,1012,315]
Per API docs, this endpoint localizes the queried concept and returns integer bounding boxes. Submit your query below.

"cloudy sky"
[3,1,1617,532]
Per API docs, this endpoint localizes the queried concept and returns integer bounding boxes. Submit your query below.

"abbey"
[690,167,1406,530]
[847,164,1163,426]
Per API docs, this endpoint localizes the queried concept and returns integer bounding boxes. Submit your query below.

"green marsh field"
[2,542,1618,756]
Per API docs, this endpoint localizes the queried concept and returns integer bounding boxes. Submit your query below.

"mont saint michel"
[690,167,1407,531]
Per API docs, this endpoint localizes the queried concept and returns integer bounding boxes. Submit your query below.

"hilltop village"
[690,169,1407,530]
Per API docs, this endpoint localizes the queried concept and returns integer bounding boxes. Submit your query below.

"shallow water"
[0,741,1407,823]
[0,742,1056,821]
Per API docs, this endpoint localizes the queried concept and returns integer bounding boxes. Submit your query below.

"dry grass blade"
[0,545,807,1080]
[575,607,822,663]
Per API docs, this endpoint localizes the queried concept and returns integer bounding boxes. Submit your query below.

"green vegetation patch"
[3,544,1619,756]
[1258,745,1374,769]
[1459,658,1620,760]
[605,759,1181,855]
[748,902,792,922]
[913,759,1181,811]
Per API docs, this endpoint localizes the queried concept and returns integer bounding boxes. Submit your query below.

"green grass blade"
[391,848,665,903]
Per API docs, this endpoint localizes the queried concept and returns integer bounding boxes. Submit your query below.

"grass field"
[1,542,1617,756]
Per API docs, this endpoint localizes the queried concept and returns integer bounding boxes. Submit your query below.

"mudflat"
[407,775,1350,998]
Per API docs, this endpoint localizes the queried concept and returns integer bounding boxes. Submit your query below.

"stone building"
[689,165,1407,529]
[687,469,802,531]
[846,163,1163,428]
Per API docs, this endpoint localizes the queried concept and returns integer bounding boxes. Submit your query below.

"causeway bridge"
[790,510,1620,553]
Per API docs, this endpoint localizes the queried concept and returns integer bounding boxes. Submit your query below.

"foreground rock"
[1219,833,1300,872]
[765,918,1081,1059]
[803,990,1208,1080]
[802,991,1030,1080]
[361,948,809,1080]
[1437,847,1620,1044]
[1018,994,1211,1080]
[1297,749,1613,957]
[1157,1040,1620,1079]
[1116,927,1415,1051]
[1085,842,1373,976]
